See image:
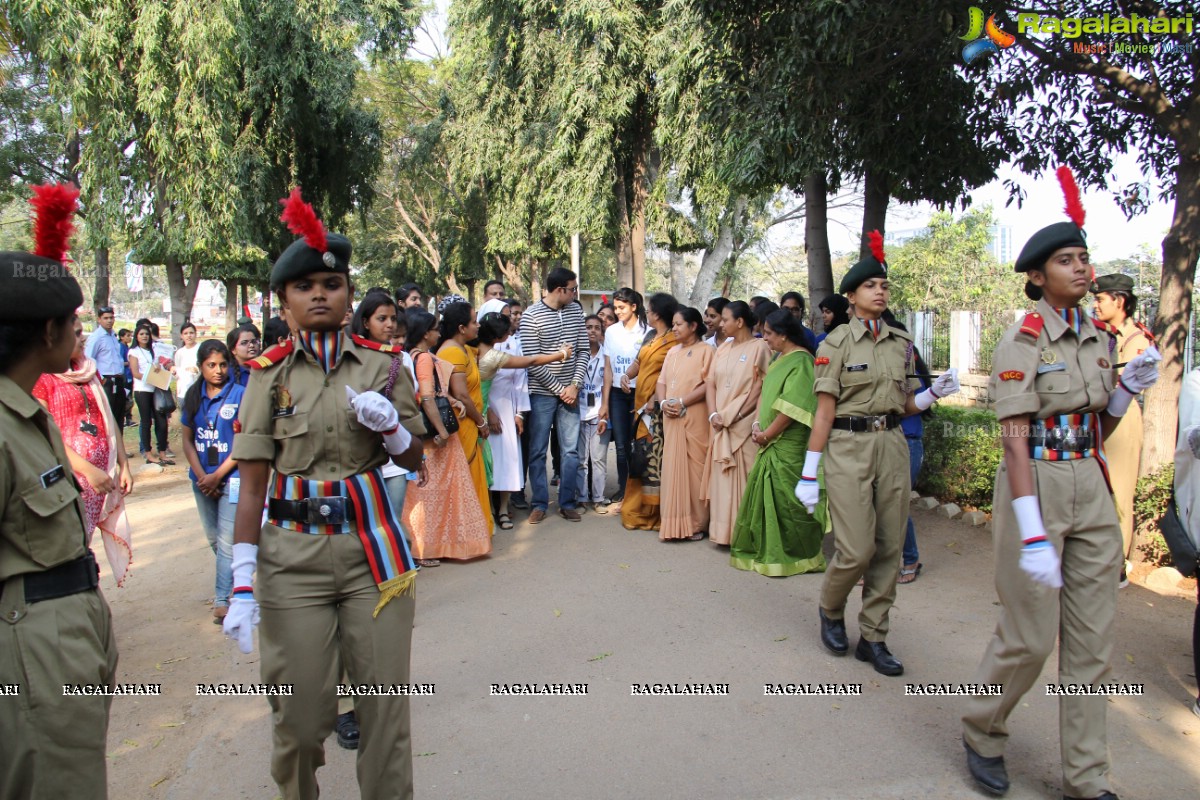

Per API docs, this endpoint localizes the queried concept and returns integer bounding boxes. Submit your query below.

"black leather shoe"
[854,638,904,676]
[336,710,360,750]
[964,742,1009,796]
[818,608,848,656]
[1063,793,1118,800]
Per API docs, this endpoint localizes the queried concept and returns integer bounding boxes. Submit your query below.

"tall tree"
[975,1,1198,473]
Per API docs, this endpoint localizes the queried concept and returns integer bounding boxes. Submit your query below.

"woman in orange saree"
[620,293,679,531]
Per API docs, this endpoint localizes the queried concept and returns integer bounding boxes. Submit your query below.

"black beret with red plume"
[0,183,84,321]
[1014,166,1088,274]
[840,229,889,294]
[270,188,352,289]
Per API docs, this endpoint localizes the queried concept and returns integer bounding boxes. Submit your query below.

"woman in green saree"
[730,309,829,576]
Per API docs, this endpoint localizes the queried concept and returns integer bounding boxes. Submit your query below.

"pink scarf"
[57,356,133,586]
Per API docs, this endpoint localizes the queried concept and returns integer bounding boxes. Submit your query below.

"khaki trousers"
[258,524,415,800]
[0,579,117,800]
[1104,400,1142,560]
[962,457,1120,798]
[819,426,911,641]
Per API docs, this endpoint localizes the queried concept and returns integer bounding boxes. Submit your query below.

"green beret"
[1014,222,1086,273]
[839,254,887,294]
[0,251,83,321]
[1090,274,1134,294]
[270,232,352,290]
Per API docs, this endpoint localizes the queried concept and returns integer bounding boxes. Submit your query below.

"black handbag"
[153,386,176,415]
[1159,492,1199,578]
[628,437,650,479]
[416,352,459,438]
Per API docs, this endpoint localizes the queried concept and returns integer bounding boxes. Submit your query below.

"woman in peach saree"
[657,307,713,541]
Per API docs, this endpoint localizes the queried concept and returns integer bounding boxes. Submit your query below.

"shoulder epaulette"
[349,333,399,354]
[248,339,294,370]
[1017,312,1044,340]
[1134,320,1156,345]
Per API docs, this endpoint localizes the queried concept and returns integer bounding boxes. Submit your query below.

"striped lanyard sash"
[270,468,417,612]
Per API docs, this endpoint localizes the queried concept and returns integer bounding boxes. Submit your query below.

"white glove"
[1188,427,1200,460]
[1011,496,1061,588]
[914,368,959,410]
[345,385,400,432]
[793,451,822,513]
[223,543,260,653]
[1118,345,1161,394]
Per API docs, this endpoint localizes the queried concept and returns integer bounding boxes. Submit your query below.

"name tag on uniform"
[738,354,748,362]
[40,464,66,489]
[1036,362,1067,374]
[845,363,868,372]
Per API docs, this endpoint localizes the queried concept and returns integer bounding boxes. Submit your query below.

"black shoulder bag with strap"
[413,351,459,438]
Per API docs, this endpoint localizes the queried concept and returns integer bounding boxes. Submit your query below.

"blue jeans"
[903,436,925,565]
[528,393,581,511]
[192,482,235,606]
[384,474,411,542]
[607,388,635,497]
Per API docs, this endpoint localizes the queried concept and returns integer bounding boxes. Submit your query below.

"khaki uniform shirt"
[989,298,1115,421]
[1115,318,1152,376]
[232,333,424,480]
[813,316,921,415]
[0,376,88,580]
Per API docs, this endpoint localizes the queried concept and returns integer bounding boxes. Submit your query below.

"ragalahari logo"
[960,7,1016,64]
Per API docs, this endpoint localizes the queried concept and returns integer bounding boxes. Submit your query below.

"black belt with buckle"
[1029,421,1095,453]
[269,496,357,525]
[9,551,101,604]
[831,414,902,433]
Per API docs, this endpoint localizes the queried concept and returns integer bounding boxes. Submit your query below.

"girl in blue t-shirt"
[180,340,246,625]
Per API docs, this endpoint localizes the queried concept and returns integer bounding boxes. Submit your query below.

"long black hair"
[478,311,512,345]
[613,287,648,328]
[351,290,398,342]
[181,339,233,423]
[405,308,437,352]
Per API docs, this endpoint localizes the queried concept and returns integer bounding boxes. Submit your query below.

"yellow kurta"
[439,341,494,537]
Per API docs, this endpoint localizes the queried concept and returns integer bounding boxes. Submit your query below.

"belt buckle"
[306,496,347,525]
[871,416,886,432]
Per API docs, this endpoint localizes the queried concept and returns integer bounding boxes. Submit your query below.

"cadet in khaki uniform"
[961,170,1160,800]
[795,232,960,676]
[1089,274,1154,585]
[0,185,119,799]
[223,190,426,800]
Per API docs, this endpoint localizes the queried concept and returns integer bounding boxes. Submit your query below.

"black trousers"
[134,391,169,454]
[99,375,126,425]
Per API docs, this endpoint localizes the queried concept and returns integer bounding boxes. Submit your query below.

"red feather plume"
[868,230,886,264]
[1055,166,1085,229]
[30,183,80,262]
[279,188,328,253]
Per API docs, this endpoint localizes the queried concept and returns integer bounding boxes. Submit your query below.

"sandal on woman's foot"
[898,562,923,585]
[688,531,708,541]
[497,513,514,530]
[416,558,441,567]
[212,606,228,625]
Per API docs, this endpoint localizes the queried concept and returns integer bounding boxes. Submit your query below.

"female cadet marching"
[960,169,1160,800]
[223,190,426,800]
[0,185,120,799]
[795,233,960,676]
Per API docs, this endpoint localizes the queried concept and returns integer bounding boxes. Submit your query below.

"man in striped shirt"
[523,267,591,523]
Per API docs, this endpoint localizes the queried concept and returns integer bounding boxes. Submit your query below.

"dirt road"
[100,465,1198,799]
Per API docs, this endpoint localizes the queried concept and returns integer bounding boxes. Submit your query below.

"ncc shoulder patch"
[248,339,294,370]
[1017,312,1043,340]
[814,356,830,366]
[999,370,1025,382]
[349,333,399,354]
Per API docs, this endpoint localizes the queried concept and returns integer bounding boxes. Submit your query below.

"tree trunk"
[224,279,237,331]
[859,166,890,259]
[92,247,110,310]
[805,172,833,330]
[239,282,249,320]
[669,251,687,299]
[165,257,201,345]
[631,150,649,295]
[260,281,272,322]
[529,257,541,301]
[614,173,634,289]
[689,198,744,308]
[1141,157,1200,474]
